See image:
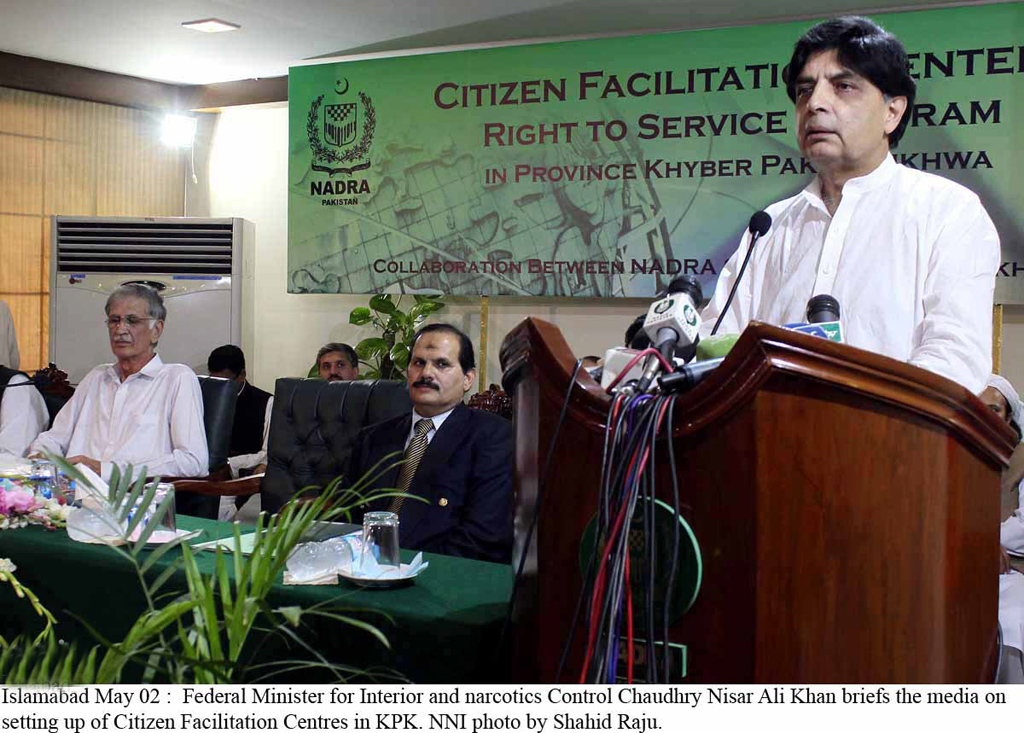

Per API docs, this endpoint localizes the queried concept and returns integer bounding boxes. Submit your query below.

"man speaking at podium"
[700,16,1000,394]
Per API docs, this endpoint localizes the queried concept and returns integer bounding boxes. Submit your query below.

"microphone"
[658,357,725,393]
[710,211,772,336]
[783,295,844,341]
[635,276,704,392]
[806,294,840,324]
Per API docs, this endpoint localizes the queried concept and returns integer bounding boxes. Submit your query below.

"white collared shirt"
[700,155,1000,394]
[30,354,208,480]
[404,407,455,449]
[0,374,48,458]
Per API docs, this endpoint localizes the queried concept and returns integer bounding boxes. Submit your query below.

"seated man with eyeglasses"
[30,284,208,481]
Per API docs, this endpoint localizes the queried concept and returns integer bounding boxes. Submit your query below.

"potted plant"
[349,294,445,380]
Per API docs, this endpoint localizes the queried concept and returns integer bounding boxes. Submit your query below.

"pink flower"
[0,490,39,516]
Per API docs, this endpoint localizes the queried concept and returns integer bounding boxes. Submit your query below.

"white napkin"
[351,549,429,579]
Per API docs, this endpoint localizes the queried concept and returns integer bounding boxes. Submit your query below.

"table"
[0,515,513,682]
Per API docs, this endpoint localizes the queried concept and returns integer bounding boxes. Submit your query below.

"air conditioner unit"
[50,216,255,384]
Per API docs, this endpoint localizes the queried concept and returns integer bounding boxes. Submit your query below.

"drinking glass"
[361,511,400,569]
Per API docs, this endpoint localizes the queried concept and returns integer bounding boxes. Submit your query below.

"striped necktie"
[388,418,434,514]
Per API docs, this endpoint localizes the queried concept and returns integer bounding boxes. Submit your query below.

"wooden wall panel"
[0,85,184,371]
[0,136,44,214]
[0,88,44,137]
[0,215,43,292]
[44,140,96,216]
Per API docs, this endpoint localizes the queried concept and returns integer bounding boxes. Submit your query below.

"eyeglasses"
[105,316,156,328]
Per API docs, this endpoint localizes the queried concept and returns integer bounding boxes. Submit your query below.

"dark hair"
[317,342,358,369]
[208,344,245,377]
[783,16,916,148]
[624,315,650,349]
[412,323,476,373]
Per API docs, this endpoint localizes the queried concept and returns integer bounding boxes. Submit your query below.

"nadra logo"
[306,77,376,176]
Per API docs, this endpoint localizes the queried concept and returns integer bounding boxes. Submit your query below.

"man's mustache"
[413,379,440,391]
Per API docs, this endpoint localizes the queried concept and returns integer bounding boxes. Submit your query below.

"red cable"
[605,348,675,391]
[625,548,634,685]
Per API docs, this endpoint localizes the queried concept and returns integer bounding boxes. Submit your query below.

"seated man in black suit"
[347,323,513,564]
[208,345,272,520]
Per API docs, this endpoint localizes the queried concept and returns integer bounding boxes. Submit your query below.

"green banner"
[288,4,1024,302]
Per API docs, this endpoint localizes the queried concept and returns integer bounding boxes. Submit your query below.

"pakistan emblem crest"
[307,85,375,175]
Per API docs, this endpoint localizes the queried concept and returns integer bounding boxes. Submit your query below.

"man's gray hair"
[105,284,167,321]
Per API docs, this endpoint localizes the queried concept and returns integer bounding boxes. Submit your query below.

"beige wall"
[204,102,1024,395]
[0,86,185,370]
[204,103,644,393]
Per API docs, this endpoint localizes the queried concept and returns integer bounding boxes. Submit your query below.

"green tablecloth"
[0,515,513,682]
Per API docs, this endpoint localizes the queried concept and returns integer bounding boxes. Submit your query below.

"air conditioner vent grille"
[56,219,234,274]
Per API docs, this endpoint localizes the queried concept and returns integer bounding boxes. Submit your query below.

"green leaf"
[409,301,445,320]
[355,337,387,359]
[277,607,303,627]
[349,307,372,326]
[369,294,398,315]
[413,294,443,305]
[390,343,410,371]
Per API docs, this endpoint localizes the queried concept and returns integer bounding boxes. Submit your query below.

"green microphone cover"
[695,333,739,361]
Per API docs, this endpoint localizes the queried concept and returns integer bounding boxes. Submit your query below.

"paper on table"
[73,464,110,502]
[128,527,201,544]
[193,531,261,555]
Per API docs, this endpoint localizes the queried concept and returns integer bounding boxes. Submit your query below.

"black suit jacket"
[347,403,513,564]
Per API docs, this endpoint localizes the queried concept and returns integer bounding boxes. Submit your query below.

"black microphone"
[710,211,772,336]
[658,357,725,393]
[806,294,840,324]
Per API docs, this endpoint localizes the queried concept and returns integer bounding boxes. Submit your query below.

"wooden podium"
[499,318,1016,683]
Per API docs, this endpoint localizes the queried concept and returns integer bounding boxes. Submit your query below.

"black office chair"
[261,378,412,514]
[174,375,238,519]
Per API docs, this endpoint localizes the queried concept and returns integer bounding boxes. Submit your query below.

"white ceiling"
[0,0,997,86]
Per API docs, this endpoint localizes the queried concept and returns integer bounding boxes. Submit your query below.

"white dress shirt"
[1002,480,1024,652]
[700,155,1000,394]
[0,374,48,457]
[405,406,456,449]
[0,300,19,370]
[1002,478,1024,554]
[30,354,208,481]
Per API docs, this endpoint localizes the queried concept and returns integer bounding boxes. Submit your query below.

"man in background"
[0,299,19,370]
[347,324,513,563]
[0,366,47,457]
[983,375,1024,683]
[208,345,272,478]
[316,343,359,382]
[208,345,271,521]
[30,284,208,481]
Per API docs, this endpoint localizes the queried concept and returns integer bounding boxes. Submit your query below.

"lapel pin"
[439,497,448,507]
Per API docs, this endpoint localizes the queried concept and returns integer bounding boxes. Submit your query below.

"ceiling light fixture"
[162,115,197,147]
[181,18,241,33]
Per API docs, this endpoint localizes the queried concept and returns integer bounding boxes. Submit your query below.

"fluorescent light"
[162,115,197,147]
[181,18,240,33]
